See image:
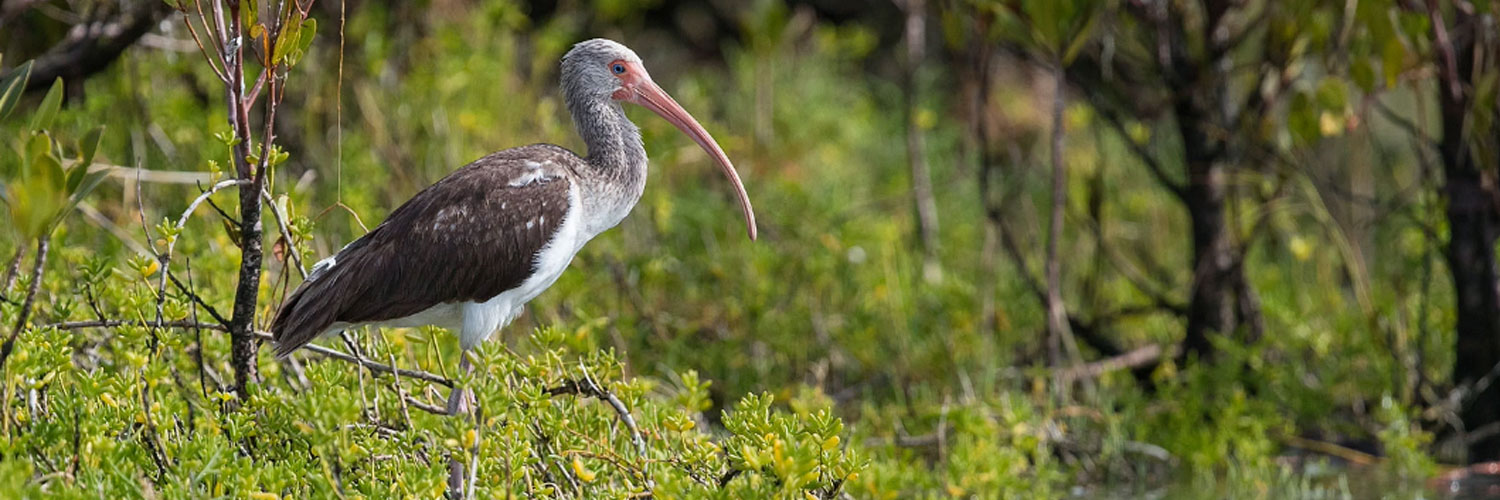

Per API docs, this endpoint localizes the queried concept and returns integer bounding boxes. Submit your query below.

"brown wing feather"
[271,145,578,357]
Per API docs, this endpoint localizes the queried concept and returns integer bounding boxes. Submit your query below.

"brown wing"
[271,145,578,357]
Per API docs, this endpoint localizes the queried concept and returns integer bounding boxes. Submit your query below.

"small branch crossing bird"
[268,38,757,492]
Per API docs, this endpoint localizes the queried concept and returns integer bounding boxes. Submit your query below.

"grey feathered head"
[561,38,644,102]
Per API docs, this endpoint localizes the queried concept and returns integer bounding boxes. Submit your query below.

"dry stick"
[404,395,447,415]
[46,320,222,331]
[1056,344,1176,383]
[153,179,251,350]
[336,0,345,204]
[0,237,48,373]
[167,272,229,326]
[901,0,941,282]
[1044,61,1087,394]
[177,8,228,84]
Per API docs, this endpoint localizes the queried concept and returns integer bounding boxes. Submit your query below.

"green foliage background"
[0,0,1480,497]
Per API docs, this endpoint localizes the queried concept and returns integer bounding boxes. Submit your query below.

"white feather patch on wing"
[508,160,558,187]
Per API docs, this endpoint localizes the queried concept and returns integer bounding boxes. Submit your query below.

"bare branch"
[45,320,222,331]
[167,271,229,326]
[261,188,308,279]
[12,1,174,92]
[2,245,25,296]
[170,179,250,254]
[1055,344,1177,383]
[39,320,452,388]
[546,363,648,459]
[254,331,453,388]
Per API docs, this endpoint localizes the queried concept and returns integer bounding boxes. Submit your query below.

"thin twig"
[45,320,224,331]
[36,319,451,387]
[275,331,452,388]
[404,395,447,415]
[261,188,308,278]
[178,13,229,83]
[167,271,229,326]
[2,245,25,295]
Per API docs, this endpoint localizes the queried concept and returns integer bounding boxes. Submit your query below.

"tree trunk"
[1182,160,1236,357]
[224,0,263,398]
[1447,165,1500,463]
[1175,88,1261,360]
[229,183,264,397]
[1435,11,1500,463]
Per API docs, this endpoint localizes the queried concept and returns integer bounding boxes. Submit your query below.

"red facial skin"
[608,59,757,241]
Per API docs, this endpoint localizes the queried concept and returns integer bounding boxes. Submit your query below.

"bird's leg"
[445,352,476,415]
[446,351,477,499]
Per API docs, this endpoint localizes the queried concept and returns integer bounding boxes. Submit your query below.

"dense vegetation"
[2,0,1498,497]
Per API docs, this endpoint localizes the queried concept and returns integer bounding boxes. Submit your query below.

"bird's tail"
[270,277,339,358]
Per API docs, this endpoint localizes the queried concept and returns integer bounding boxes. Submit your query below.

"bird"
[268,38,756,412]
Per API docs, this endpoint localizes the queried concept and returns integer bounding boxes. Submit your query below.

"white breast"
[453,182,588,349]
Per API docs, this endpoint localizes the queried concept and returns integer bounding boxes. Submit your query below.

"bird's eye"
[611,63,626,74]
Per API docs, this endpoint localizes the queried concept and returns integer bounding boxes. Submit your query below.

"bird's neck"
[572,98,647,178]
[568,97,649,234]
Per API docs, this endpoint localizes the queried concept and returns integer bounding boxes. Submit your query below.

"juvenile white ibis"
[270,39,756,407]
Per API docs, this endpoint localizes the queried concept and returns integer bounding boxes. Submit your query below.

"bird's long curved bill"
[633,80,758,241]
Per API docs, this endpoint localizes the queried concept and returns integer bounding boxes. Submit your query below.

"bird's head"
[562,38,758,241]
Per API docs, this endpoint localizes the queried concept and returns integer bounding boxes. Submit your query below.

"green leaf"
[30,78,64,131]
[272,18,301,64]
[1315,79,1347,111]
[1288,92,1319,144]
[0,59,29,120]
[1381,39,1405,88]
[25,131,52,173]
[38,152,65,193]
[1350,59,1376,92]
[65,163,86,194]
[288,17,318,66]
[243,0,259,28]
[79,126,104,168]
[57,169,109,227]
[1060,6,1100,66]
[1026,0,1061,49]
